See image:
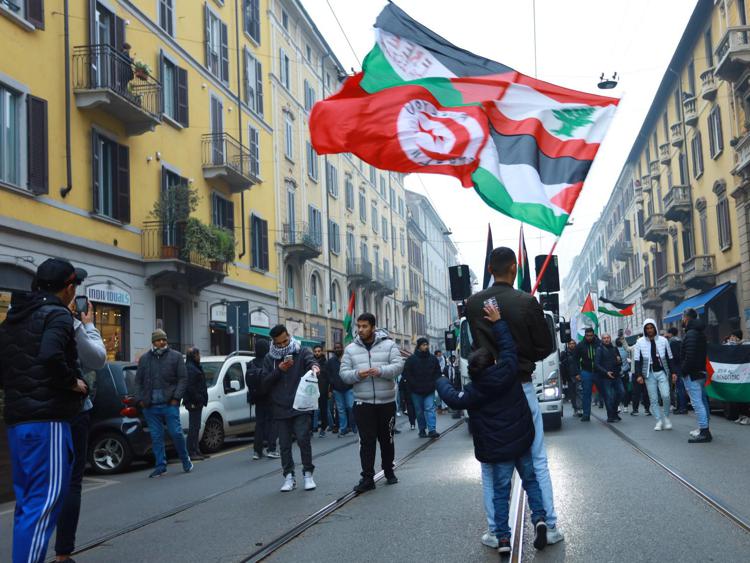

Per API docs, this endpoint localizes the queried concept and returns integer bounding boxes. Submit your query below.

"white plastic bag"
[293,370,320,411]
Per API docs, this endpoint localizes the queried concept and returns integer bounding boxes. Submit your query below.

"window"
[673,90,682,120]
[0,85,20,187]
[306,141,318,180]
[379,176,386,198]
[682,228,694,261]
[400,231,406,256]
[308,206,322,245]
[687,60,696,96]
[691,132,704,178]
[92,130,129,222]
[331,282,340,319]
[305,44,312,63]
[310,274,320,314]
[328,220,341,253]
[662,113,669,139]
[286,265,296,307]
[345,175,354,210]
[699,209,709,254]
[250,214,269,270]
[370,166,376,185]
[204,6,229,83]
[326,162,338,197]
[286,184,295,233]
[303,80,316,111]
[279,48,290,89]
[248,125,260,177]
[161,56,189,126]
[212,193,234,231]
[705,28,714,68]
[389,187,396,208]
[391,225,396,245]
[5,0,44,28]
[243,0,260,43]
[284,112,294,160]
[398,197,404,217]
[346,231,355,261]
[359,190,367,223]
[371,202,378,232]
[243,49,263,116]
[281,8,289,30]
[717,196,732,250]
[678,151,688,185]
[158,0,174,36]
[382,218,388,241]
[708,106,724,159]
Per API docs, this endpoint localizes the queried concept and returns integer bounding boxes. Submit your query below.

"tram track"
[592,413,750,535]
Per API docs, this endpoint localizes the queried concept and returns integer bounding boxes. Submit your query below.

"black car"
[86,361,154,474]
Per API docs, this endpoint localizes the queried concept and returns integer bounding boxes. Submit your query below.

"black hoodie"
[402,349,442,395]
[681,318,707,379]
[246,339,270,404]
[0,291,82,425]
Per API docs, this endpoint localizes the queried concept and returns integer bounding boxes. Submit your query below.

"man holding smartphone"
[261,325,320,492]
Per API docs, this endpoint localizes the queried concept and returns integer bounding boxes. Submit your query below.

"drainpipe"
[235,0,246,259]
[61,0,73,198]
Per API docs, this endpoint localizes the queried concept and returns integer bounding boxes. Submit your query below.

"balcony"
[201,133,259,193]
[372,267,396,295]
[649,160,660,177]
[659,143,671,164]
[73,44,161,136]
[657,273,685,301]
[403,290,419,309]
[643,213,668,242]
[346,259,373,285]
[613,239,633,262]
[700,68,718,100]
[683,96,698,127]
[663,184,692,223]
[141,221,228,291]
[731,131,750,177]
[641,286,661,310]
[670,123,683,147]
[280,222,322,262]
[597,266,613,282]
[683,255,716,289]
[714,26,750,82]
[641,174,652,191]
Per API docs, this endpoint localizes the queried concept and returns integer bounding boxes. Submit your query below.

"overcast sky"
[301,0,697,291]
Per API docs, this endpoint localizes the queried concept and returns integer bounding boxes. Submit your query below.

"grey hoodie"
[340,329,404,404]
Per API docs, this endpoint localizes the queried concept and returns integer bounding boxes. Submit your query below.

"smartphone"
[284,354,293,363]
[483,297,498,310]
[74,296,89,317]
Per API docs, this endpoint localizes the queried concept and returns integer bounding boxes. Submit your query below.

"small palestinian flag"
[598,297,635,317]
[343,291,356,344]
[706,344,750,402]
[582,293,599,334]
[517,225,531,292]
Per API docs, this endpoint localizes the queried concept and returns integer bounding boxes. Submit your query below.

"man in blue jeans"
[574,328,601,422]
[680,308,712,443]
[328,343,357,435]
[135,329,193,477]
[402,337,441,438]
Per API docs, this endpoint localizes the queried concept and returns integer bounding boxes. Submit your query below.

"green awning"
[248,326,271,337]
[299,338,322,348]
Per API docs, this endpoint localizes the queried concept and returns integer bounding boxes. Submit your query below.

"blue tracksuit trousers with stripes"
[7,421,73,563]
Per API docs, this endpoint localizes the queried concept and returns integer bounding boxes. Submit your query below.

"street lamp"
[598,72,618,90]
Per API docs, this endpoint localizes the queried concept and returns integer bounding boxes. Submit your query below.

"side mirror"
[229,380,241,392]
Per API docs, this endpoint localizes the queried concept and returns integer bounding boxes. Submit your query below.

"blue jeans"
[580,369,594,417]
[482,452,546,541]
[411,392,437,432]
[645,370,671,421]
[143,403,191,470]
[333,389,356,433]
[523,381,557,528]
[602,377,623,419]
[683,377,709,429]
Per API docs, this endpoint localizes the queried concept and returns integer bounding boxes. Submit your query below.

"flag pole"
[530,235,560,297]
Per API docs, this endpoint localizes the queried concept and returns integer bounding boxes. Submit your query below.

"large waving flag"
[310,3,619,235]
[598,296,635,317]
[706,344,750,402]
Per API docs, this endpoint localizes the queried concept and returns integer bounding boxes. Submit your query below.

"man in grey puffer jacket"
[340,313,404,493]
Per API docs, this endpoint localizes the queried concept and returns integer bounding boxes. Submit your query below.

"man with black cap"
[402,337,442,438]
[246,338,280,460]
[135,328,193,477]
[0,258,89,563]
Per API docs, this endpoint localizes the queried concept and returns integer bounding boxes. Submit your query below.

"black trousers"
[277,414,314,476]
[55,410,90,556]
[631,375,651,412]
[317,395,329,430]
[399,384,416,426]
[254,400,278,454]
[186,406,203,455]
[353,401,396,479]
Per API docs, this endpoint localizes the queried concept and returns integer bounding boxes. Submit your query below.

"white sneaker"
[547,526,565,544]
[663,417,673,430]
[280,474,296,492]
[689,428,700,437]
[481,530,498,548]
[303,472,316,491]
[654,420,663,431]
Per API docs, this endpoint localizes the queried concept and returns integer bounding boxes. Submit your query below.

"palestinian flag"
[598,297,635,317]
[343,291,356,344]
[482,223,493,290]
[517,225,531,292]
[581,293,599,334]
[311,3,619,236]
[705,344,750,403]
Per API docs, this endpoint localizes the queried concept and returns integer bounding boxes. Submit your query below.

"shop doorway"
[156,295,183,352]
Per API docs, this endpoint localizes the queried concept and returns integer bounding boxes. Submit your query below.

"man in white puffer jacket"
[340,313,404,493]
[633,318,677,431]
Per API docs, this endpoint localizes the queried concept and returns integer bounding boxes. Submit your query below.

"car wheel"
[200,415,225,453]
[88,432,133,475]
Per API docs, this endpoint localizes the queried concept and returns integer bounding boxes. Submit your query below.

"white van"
[179,351,256,452]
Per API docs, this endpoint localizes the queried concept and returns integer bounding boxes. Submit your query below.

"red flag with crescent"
[310,73,489,187]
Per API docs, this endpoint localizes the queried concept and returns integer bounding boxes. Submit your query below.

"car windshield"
[122,366,138,395]
[202,362,223,387]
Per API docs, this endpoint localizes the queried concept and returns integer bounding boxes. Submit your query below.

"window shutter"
[177,66,189,126]
[261,219,269,270]
[114,15,126,51]
[220,22,229,83]
[227,200,235,233]
[242,48,249,104]
[204,3,210,69]
[91,131,100,212]
[116,143,130,223]
[27,95,48,195]
[255,60,263,116]
[716,107,724,153]
[26,0,45,29]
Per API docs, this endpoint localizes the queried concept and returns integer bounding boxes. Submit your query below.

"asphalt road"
[1,406,749,562]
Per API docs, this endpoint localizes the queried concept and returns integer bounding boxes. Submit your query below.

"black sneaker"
[580,416,590,422]
[533,520,548,550]
[630,411,639,416]
[353,478,376,493]
[606,418,617,423]
[418,430,427,438]
[428,430,440,438]
[688,429,712,443]
[497,538,511,555]
[385,474,399,485]
[645,410,652,416]
[615,415,622,421]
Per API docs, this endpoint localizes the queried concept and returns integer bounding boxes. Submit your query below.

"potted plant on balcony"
[208,225,236,271]
[183,218,214,264]
[133,60,151,80]
[148,183,200,259]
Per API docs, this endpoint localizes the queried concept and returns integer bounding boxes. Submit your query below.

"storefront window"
[94,303,129,361]
[0,290,10,324]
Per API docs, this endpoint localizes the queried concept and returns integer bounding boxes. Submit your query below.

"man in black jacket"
[402,338,442,438]
[574,328,600,422]
[184,347,209,460]
[0,258,88,563]
[312,345,331,437]
[560,340,581,416]
[135,329,193,477]
[594,334,622,423]
[328,343,357,436]
[680,308,711,443]
[247,339,279,460]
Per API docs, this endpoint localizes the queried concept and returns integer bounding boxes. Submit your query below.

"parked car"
[86,361,152,475]
[179,351,256,453]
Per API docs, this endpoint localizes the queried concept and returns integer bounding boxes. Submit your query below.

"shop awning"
[663,282,734,324]
[247,326,321,348]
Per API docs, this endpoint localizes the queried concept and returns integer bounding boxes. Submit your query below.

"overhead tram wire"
[326,0,362,69]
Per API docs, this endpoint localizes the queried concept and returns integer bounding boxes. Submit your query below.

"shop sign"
[211,304,227,323]
[87,284,131,306]
[250,310,270,327]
